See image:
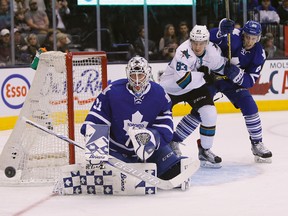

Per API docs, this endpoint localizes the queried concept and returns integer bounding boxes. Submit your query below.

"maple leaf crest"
[123,111,148,135]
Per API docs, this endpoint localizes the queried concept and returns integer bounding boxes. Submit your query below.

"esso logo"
[1,74,31,109]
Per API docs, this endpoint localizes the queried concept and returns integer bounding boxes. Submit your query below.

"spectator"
[0,28,11,66]
[254,0,280,24]
[24,0,46,12]
[14,28,29,63]
[14,0,27,12]
[247,0,259,11]
[14,8,30,34]
[133,25,158,60]
[25,0,49,34]
[240,0,259,20]
[277,0,288,24]
[56,32,70,52]
[261,32,277,58]
[46,0,71,33]
[41,29,56,51]
[22,33,39,62]
[159,24,178,60]
[0,0,11,30]
[177,21,189,45]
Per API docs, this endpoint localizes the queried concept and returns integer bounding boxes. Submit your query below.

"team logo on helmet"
[243,21,262,36]
[190,25,210,42]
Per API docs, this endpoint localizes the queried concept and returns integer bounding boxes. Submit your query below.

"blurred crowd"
[1,0,288,66]
[0,0,71,66]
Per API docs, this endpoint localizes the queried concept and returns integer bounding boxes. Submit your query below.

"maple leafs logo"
[249,76,271,95]
[123,111,148,135]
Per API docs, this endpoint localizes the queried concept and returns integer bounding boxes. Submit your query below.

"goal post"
[0,51,108,185]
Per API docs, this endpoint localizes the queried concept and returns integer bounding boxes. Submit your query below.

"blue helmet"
[243,20,262,36]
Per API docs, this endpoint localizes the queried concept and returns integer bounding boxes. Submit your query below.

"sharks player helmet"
[242,20,262,42]
[126,56,152,95]
[190,25,210,42]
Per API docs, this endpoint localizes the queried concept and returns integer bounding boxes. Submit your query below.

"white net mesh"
[0,51,107,185]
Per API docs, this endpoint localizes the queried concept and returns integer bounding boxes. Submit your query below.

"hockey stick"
[22,117,199,190]
[225,0,232,64]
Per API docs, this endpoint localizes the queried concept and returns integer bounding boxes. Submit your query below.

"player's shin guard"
[170,114,201,156]
[245,113,262,141]
[175,114,201,141]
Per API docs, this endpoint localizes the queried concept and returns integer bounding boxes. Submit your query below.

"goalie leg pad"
[53,163,157,196]
[148,144,182,177]
[84,124,110,165]
[180,158,194,190]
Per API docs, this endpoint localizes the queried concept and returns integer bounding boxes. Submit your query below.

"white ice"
[0,111,288,216]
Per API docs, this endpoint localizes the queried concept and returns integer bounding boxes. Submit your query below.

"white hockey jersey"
[160,39,225,96]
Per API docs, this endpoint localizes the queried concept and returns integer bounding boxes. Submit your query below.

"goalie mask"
[126,56,151,95]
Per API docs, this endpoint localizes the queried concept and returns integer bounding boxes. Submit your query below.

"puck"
[5,166,16,178]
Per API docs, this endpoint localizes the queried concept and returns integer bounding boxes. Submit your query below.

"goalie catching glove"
[128,128,160,161]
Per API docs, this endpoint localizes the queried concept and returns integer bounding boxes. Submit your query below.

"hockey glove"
[129,128,160,161]
[218,18,235,36]
[198,66,214,85]
[224,64,244,85]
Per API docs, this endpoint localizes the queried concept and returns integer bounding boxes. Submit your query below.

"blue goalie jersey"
[80,78,174,157]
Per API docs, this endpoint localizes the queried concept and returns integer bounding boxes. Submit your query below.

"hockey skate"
[251,140,272,163]
[197,139,222,168]
[169,141,183,157]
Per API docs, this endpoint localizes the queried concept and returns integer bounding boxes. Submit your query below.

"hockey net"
[0,51,107,185]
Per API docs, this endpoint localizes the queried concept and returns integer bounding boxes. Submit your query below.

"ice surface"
[0,111,287,216]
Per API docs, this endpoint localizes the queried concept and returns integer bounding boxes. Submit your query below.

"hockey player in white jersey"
[160,25,225,168]
[81,56,189,180]
[181,19,272,163]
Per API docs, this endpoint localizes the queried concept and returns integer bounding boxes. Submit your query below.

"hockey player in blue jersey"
[80,56,186,180]
[160,25,225,168]
[172,19,272,163]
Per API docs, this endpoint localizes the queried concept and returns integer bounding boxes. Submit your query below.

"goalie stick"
[22,117,199,190]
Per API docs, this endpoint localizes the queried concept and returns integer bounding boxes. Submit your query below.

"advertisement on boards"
[0,59,287,130]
